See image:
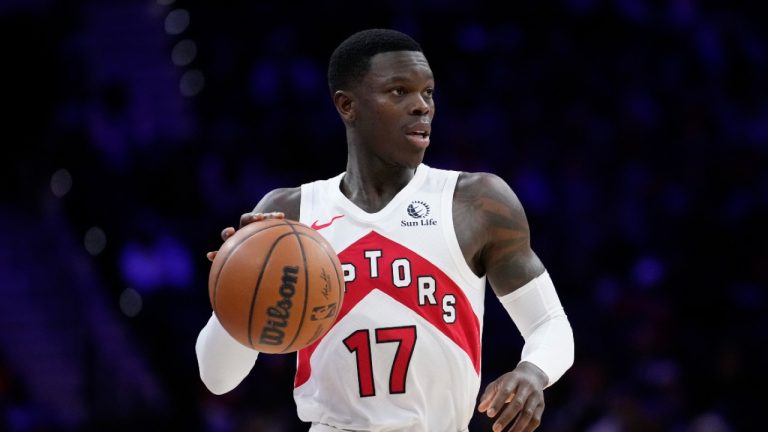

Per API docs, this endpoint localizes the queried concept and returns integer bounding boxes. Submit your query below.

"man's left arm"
[456,172,574,432]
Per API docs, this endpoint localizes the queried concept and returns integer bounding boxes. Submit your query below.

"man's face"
[350,51,435,169]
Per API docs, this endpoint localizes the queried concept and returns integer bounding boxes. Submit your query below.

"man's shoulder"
[255,187,301,220]
[263,186,302,202]
[455,170,509,195]
[452,170,525,216]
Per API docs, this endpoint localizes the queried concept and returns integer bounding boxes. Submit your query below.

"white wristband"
[498,271,574,387]
[196,313,259,394]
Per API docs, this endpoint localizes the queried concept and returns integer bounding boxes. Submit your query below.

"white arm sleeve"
[195,313,259,395]
[498,271,574,388]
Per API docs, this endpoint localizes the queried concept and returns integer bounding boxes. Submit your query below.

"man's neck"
[341,160,418,213]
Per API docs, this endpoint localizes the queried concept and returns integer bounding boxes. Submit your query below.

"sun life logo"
[407,201,430,219]
[402,200,437,227]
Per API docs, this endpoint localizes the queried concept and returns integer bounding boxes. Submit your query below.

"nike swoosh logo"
[311,215,345,230]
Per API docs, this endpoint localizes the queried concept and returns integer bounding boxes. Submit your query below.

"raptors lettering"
[341,249,457,324]
[294,231,482,392]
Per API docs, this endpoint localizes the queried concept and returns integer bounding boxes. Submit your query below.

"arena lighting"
[84,226,107,256]
[161,6,205,96]
[171,39,197,66]
[164,8,189,35]
[179,69,205,97]
[50,168,72,198]
[119,288,143,317]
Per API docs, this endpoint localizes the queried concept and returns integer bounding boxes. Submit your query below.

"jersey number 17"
[343,325,417,397]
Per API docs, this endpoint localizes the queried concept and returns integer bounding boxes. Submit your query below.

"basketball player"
[197,28,574,432]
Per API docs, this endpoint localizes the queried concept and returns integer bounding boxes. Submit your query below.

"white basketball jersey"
[296,164,487,432]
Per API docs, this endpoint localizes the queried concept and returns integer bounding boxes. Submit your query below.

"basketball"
[208,218,345,353]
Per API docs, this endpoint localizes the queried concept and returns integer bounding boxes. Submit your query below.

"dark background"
[2,0,767,431]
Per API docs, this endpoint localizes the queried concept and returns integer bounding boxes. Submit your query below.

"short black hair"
[327,28,423,93]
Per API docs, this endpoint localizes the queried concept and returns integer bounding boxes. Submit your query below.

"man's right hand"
[206,211,285,262]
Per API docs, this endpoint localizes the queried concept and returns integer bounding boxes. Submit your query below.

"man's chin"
[402,152,426,169]
[398,160,424,171]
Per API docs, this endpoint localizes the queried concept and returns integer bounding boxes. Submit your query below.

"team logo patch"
[407,201,430,219]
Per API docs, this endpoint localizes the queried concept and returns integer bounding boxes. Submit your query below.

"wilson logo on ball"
[208,218,345,354]
[260,265,300,346]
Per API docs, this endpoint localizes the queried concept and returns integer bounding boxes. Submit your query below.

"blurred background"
[2,0,767,431]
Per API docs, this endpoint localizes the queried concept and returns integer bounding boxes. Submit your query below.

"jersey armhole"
[299,182,314,225]
[440,171,485,287]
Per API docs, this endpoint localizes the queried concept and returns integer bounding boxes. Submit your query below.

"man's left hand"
[477,361,548,432]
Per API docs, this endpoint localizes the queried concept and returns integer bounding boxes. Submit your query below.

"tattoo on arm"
[455,173,544,295]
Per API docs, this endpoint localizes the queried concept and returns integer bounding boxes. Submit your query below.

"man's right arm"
[196,187,301,394]
[196,313,259,394]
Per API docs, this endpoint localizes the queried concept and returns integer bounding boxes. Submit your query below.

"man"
[197,28,574,432]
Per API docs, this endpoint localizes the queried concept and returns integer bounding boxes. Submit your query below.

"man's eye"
[391,88,406,96]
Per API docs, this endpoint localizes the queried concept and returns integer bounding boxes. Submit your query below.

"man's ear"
[333,90,354,122]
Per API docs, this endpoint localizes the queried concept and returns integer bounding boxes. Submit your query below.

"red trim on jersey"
[295,231,481,388]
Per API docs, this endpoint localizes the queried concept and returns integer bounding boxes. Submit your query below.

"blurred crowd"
[2,0,767,431]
